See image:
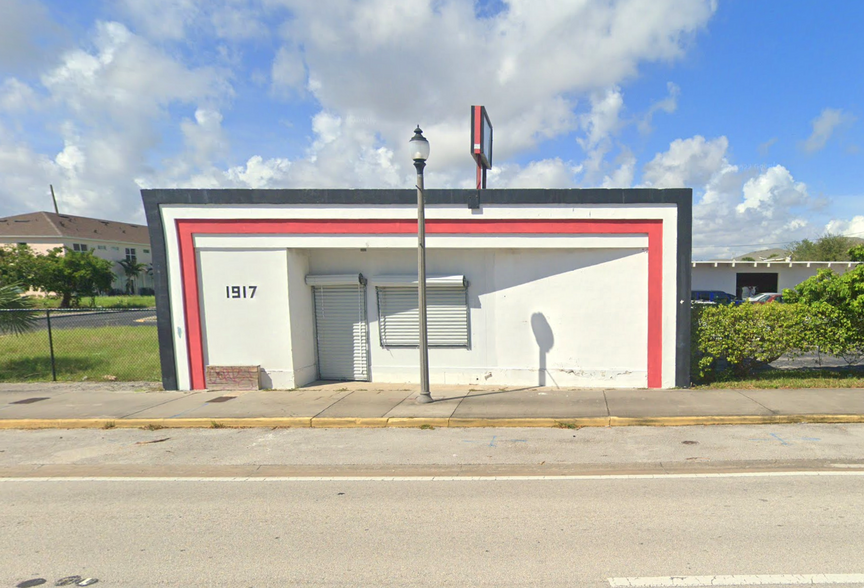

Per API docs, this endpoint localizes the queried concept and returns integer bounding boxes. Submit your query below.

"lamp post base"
[416,393,434,404]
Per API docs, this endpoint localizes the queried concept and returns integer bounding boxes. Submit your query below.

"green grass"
[0,325,160,382]
[693,368,864,389]
[30,295,156,309]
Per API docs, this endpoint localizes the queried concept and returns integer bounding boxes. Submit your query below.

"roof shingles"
[0,211,149,245]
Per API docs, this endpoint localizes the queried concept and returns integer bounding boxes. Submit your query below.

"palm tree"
[0,282,37,335]
[118,259,148,295]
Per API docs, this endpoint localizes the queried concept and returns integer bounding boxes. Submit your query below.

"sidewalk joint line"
[736,390,778,415]
[120,394,201,419]
[311,389,356,419]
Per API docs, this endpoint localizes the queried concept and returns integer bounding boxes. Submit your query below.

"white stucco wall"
[692,262,860,295]
[286,249,316,387]
[233,246,649,388]
[197,248,295,388]
[162,203,680,390]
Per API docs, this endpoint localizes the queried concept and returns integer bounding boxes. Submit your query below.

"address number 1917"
[226,285,257,299]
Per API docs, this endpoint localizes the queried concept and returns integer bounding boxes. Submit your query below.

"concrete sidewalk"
[0,381,863,429]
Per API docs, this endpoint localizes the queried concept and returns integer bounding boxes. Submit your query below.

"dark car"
[691,290,739,305]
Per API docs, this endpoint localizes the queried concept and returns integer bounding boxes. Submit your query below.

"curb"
[2,414,864,430]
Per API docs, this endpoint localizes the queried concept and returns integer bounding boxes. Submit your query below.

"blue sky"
[0,0,861,259]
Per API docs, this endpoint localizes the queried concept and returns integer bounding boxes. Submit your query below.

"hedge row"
[691,266,864,382]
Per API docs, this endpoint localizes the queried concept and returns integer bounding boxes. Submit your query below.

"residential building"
[0,211,153,294]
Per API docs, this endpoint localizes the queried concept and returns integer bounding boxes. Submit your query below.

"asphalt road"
[29,309,156,330]
[1,425,863,587]
[1,475,863,587]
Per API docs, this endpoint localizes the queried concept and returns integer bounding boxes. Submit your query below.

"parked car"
[691,290,739,305]
[750,292,783,304]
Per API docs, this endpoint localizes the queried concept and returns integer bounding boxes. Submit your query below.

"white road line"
[1,471,864,482]
[608,574,864,587]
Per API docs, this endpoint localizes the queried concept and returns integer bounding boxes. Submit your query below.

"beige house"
[0,211,153,294]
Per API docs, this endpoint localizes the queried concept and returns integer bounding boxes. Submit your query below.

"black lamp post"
[410,126,432,403]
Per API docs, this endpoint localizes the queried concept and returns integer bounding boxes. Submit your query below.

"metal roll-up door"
[377,285,469,347]
[312,284,369,381]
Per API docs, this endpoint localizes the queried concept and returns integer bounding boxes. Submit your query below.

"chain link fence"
[0,308,160,382]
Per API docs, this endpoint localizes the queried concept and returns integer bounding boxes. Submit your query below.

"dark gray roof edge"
[141,188,692,207]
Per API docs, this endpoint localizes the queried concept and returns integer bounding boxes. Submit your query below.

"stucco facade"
[143,189,692,391]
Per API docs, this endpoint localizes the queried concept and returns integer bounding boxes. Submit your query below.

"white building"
[692,260,861,298]
[143,188,692,391]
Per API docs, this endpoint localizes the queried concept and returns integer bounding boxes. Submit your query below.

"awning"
[305,273,366,286]
[373,275,467,287]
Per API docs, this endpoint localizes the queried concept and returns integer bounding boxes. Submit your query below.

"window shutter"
[377,285,469,347]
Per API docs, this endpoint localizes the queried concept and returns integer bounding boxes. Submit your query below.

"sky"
[0,0,861,260]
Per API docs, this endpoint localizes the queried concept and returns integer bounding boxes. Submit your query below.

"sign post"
[471,105,493,189]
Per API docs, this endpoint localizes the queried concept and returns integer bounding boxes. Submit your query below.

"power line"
[706,230,864,251]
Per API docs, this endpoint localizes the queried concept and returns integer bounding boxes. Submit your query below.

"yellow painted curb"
[609,414,864,427]
[311,417,389,428]
[2,414,864,430]
[387,418,451,428]
[449,418,564,428]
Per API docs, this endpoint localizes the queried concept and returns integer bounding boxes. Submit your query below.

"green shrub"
[693,303,809,381]
[784,265,864,364]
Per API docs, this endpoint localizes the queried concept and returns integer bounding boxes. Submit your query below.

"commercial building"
[692,260,861,299]
[143,188,691,391]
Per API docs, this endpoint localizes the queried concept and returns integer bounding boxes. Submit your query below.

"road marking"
[608,574,864,586]
[1,471,864,483]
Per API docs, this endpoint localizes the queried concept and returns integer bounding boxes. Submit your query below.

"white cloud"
[0,78,40,112]
[116,0,200,40]
[118,0,271,41]
[0,0,717,223]
[641,134,825,259]
[602,151,636,188]
[271,45,307,96]
[825,215,864,237]
[642,135,729,188]
[267,0,715,175]
[0,21,233,222]
[638,82,679,134]
[736,166,809,216]
[801,108,856,153]
[490,159,580,189]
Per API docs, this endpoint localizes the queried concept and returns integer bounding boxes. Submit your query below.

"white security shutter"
[377,285,469,347]
[313,285,369,381]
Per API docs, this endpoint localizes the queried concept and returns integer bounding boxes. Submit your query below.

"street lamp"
[410,126,432,404]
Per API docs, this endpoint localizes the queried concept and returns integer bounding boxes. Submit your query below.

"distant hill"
[731,248,788,261]
[732,237,864,262]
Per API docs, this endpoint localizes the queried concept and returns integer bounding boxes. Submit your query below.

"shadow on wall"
[530,312,556,387]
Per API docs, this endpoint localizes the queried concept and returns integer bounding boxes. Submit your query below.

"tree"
[0,244,40,287]
[0,282,37,335]
[784,265,864,363]
[118,259,148,295]
[0,245,115,307]
[849,244,864,262]
[786,233,858,261]
[32,248,115,308]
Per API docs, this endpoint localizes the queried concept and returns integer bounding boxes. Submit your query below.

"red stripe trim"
[176,218,664,390]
